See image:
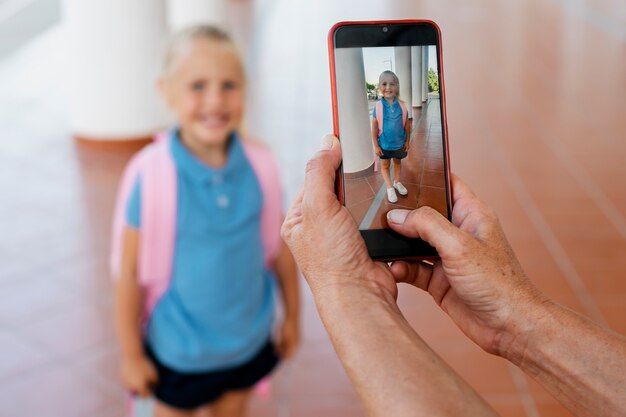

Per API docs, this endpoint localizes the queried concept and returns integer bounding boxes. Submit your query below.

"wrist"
[121,345,146,362]
[283,313,299,324]
[122,354,148,367]
[496,291,555,365]
[312,270,398,313]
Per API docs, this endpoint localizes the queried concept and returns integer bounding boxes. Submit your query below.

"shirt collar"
[382,97,398,107]
[169,128,245,185]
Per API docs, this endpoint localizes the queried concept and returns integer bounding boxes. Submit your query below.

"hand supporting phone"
[328,20,452,261]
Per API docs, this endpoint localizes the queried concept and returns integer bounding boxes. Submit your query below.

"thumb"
[386,206,470,258]
[302,135,342,212]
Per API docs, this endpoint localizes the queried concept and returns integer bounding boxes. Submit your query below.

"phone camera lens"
[382,26,389,33]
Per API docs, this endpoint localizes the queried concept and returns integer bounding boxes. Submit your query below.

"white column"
[394,46,412,118]
[421,46,429,103]
[411,46,422,108]
[62,0,168,140]
[167,0,227,31]
[335,48,374,174]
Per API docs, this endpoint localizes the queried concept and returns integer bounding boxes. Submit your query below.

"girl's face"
[160,39,245,148]
[379,75,399,100]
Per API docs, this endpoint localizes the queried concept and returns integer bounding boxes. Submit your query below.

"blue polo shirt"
[126,130,276,372]
[372,98,406,150]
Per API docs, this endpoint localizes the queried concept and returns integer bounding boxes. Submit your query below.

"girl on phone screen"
[371,70,412,203]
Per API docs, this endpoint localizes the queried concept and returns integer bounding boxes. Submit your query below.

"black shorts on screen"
[379,147,407,160]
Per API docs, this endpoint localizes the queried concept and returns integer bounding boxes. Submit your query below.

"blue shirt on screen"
[372,97,406,151]
[126,129,275,373]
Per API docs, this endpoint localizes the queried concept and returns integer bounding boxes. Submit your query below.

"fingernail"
[320,135,334,150]
[387,209,409,224]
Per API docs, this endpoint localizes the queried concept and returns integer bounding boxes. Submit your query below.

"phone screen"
[331,22,451,259]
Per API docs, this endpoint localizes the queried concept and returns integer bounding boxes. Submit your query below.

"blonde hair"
[162,24,237,76]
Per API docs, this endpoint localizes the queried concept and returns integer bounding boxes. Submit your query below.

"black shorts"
[379,147,407,160]
[145,340,279,410]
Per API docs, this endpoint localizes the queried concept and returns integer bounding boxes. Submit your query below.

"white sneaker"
[386,187,398,203]
[394,182,408,196]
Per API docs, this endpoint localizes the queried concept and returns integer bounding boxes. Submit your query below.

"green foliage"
[366,81,377,98]
[428,68,439,92]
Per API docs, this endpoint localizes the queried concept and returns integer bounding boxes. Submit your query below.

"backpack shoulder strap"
[375,100,383,137]
[241,137,283,268]
[109,132,177,320]
[110,146,151,279]
[399,100,408,126]
[140,134,177,316]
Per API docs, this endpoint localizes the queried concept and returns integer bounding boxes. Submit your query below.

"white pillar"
[421,46,429,103]
[167,0,227,31]
[335,48,374,174]
[411,46,422,108]
[394,46,412,117]
[62,0,168,140]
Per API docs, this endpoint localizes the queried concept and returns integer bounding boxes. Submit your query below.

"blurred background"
[0,0,624,416]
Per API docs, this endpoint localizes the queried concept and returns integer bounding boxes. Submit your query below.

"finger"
[302,135,342,210]
[394,259,452,306]
[146,361,159,385]
[386,206,471,259]
[277,340,290,359]
[423,263,453,305]
[147,368,158,384]
[450,173,478,204]
[137,382,150,397]
[389,261,434,291]
[281,187,304,239]
[449,174,498,231]
[282,344,293,360]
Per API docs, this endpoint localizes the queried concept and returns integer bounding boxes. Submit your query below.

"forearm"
[371,121,379,148]
[114,227,145,359]
[372,136,379,150]
[503,300,626,417]
[314,281,499,417]
[114,276,145,359]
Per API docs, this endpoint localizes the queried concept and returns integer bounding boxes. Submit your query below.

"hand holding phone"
[328,20,452,261]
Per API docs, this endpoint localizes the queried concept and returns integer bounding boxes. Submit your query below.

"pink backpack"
[109,132,283,322]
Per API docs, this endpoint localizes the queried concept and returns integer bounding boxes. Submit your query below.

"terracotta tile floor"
[1,0,625,416]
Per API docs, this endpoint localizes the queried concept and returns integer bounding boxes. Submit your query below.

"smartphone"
[328,20,452,261]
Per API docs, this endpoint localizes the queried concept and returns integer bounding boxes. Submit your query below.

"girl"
[111,25,300,417]
[371,70,412,203]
